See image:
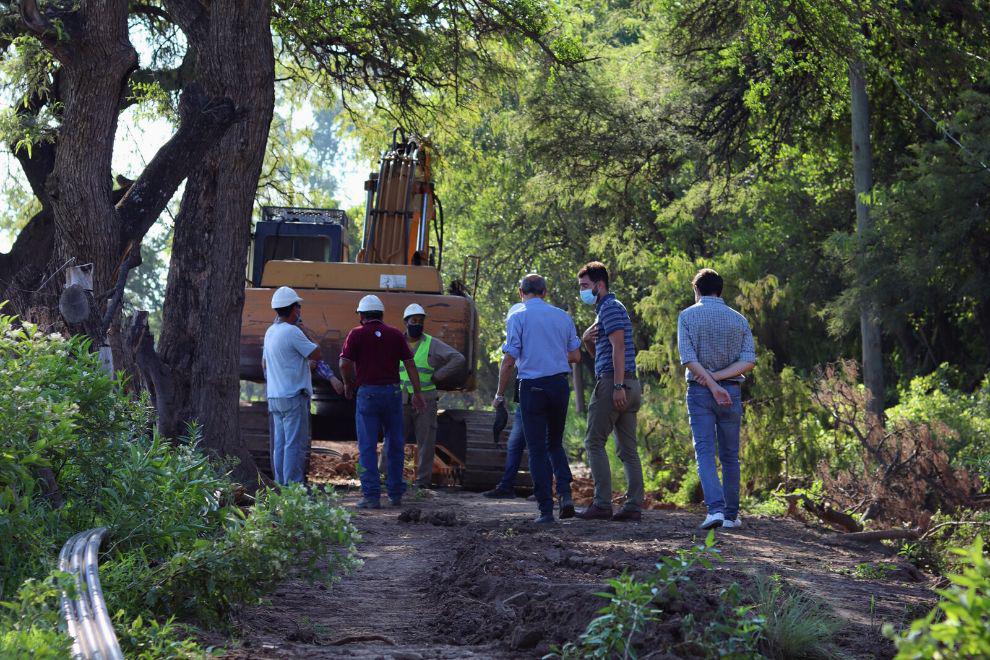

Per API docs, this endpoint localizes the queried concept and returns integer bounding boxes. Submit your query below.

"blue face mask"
[580,287,597,305]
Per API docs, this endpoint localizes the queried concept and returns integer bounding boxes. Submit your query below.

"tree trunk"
[45,1,137,331]
[157,1,275,484]
[849,59,885,422]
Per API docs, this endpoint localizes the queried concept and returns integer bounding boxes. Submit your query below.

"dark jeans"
[497,406,571,499]
[356,384,406,501]
[519,373,573,515]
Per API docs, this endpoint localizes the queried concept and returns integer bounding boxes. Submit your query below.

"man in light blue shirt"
[494,274,581,523]
[677,269,756,531]
[263,286,321,485]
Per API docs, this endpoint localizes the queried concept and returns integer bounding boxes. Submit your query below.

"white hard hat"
[271,286,303,309]
[403,303,426,319]
[356,294,385,313]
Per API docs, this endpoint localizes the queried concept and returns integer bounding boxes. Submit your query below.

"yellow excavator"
[238,129,528,490]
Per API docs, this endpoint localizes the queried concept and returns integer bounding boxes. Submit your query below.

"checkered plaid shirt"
[677,296,756,382]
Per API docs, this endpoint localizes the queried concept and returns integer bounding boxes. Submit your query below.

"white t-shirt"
[263,320,317,398]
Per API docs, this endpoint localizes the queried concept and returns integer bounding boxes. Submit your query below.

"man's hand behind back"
[711,383,732,407]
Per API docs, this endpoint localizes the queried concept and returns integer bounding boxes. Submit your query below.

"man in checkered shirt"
[677,269,756,531]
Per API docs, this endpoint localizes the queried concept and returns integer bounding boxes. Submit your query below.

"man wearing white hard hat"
[263,286,321,485]
[340,295,427,509]
[381,303,465,489]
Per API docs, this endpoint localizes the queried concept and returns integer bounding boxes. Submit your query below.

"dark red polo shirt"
[339,320,413,387]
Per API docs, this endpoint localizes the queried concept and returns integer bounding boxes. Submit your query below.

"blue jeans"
[356,384,406,501]
[497,406,571,498]
[687,383,743,519]
[519,373,573,516]
[268,393,310,485]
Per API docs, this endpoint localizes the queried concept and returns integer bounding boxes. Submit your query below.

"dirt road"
[226,489,935,659]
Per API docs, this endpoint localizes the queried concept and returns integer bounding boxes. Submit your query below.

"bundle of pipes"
[58,527,123,660]
[362,129,432,266]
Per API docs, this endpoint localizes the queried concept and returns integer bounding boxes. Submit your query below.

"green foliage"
[887,366,990,485]
[752,575,841,659]
[0,575,73,659]
[681,581,764,659]
[0,313,359,655]
[551,532,719,659]
[559,572,660,659]
[891,537,990,659]
[851,562,898,581]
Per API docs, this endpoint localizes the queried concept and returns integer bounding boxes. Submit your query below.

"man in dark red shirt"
[340,294,426,509]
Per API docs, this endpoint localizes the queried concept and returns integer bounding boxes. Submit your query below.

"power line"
[877,63,990,175]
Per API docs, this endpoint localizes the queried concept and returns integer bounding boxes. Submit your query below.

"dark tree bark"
[158,0,275,484]
[19,0,139,332]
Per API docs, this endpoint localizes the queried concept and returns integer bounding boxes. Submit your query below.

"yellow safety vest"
[399,334,436,393]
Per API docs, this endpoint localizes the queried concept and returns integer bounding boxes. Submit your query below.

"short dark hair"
[275,303,296,318]
[519,273,547,295]
[360,310,384,321]
[692,269,723,296]
[578,261,609,289]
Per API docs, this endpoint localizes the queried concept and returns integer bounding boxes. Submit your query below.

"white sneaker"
[699,512,724,530]
[722,516,743,529]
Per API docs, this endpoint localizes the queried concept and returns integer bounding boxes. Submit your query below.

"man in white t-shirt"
[263,286,321,484]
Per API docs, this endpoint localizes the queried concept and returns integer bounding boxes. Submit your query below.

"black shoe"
[559,500,576,519]
[482,487,515,499]
[534,513,557,524]
[389,498,403,507]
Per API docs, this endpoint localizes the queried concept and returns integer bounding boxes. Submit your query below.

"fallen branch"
[838,529,920,543]
[920,520,990,541]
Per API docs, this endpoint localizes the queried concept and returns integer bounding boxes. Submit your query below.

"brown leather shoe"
[576,503,614,520]
[611,509,642,522]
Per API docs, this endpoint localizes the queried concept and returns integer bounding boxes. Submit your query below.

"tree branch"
[117,83,238,242]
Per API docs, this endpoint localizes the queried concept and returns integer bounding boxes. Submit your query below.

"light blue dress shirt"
[502,298,581,380]
[677,296,756,382]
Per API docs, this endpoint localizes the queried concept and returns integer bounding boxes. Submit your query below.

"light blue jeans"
[268,392,311,485]
[687,382,742,520]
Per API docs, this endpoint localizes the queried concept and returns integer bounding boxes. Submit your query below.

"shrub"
[891,536,990,658]
[752,575,841,659]
[0,313,360,655]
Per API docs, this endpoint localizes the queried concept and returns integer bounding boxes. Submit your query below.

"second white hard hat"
[356,294,385,313]
[271,286,303,309]
[403,303,426,319]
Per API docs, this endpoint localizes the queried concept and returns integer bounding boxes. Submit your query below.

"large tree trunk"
[13,0,137,330]
[157,0,275,484]
[849,60,885,422]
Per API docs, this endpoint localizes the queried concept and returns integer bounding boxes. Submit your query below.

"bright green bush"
[887,366,990,486]
[0,313,360,655]
[891,536,990,659]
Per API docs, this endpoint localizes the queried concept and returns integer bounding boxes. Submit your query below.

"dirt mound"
[427,523,607,655]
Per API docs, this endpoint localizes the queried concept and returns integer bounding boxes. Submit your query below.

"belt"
[600,372,637,380]
[689,379,740,387]
[520,372,570,382]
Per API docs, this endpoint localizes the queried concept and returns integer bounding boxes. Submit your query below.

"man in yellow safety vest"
[388,303,466,488]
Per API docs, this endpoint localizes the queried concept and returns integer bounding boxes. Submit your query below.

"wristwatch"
[613,383,626,391]
[494,393,505,403]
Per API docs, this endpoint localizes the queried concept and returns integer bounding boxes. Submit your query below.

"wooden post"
[573,362,586,414]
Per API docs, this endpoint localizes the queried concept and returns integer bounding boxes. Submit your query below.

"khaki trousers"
[380,390,439,487]
[584,374,644,511]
